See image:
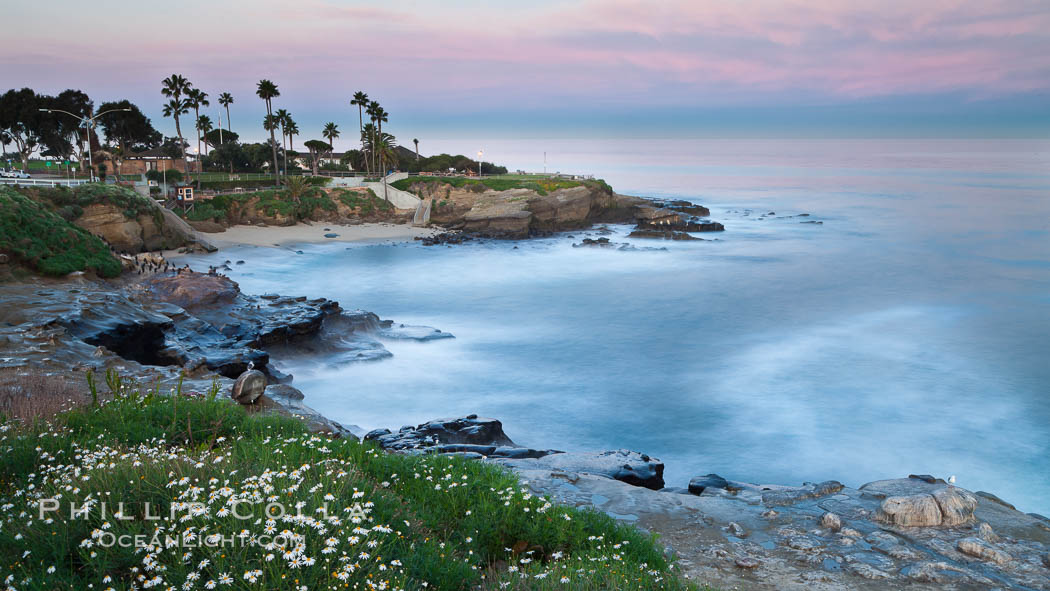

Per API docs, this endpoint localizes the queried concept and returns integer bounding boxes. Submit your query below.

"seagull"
[247,361,255,371]
[948,475,956,484]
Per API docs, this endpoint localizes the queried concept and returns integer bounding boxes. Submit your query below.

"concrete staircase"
[364,172,420,210]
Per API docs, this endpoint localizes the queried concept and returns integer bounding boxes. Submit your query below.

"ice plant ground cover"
[0,380,704,590]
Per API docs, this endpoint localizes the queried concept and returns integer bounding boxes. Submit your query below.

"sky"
[2,0,1049,150]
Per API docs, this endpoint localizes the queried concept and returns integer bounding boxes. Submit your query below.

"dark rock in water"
[231,369,266,404]
[628,230,700,240]
[324,233,339,238]
[689,473,730,495]
[651,200,712,217]
[296,250,304,254]
[635,219,724,233]
[573,237,614,248]
[497,449,665,490]
[368,415,516,451]
[417,231,477,246]
[236,260,245,265]
[800,220,823,224]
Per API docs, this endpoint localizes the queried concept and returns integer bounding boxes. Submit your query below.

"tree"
[275,108,291,174]
[413,138,419,160]
[204,128,238,148]
[160,74,193,171]
[97,100,161,155]
[42,89,94,166]
[322,122,339,149]
[196,115,214,154]
[0,88,46,171]
[350,91,368,155]
[217,92,234,132]
[256,79,281,182]
[372,106,389,175]
[186,88,209,184]
[286,121,299,152]
[303,139,331,176]
[282,174,312,205]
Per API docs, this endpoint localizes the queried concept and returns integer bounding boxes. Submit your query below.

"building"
[99,148,188,176]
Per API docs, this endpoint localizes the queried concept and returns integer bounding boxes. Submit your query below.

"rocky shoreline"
[2,196,1047,589]
[359,415,1050,590]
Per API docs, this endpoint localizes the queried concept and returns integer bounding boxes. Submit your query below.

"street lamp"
[39,107,131,182]
[477,150,483,178]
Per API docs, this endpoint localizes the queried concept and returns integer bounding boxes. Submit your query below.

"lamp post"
[477,149,483,178]
[39,107,131,182]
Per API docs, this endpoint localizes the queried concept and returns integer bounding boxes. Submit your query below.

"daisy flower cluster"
[0,386,693,591]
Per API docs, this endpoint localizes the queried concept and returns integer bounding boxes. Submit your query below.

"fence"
[0,178,92,187]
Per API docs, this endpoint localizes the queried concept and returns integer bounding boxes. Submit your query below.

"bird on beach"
[948,475,956,484]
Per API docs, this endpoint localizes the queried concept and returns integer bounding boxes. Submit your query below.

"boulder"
[231,369,266,404]
[688,473,730,495]
[877,494,943,527]
[956,537,1011,565]
[864,479,978,527]
[820,512,843,532]
[932,486,978,526]
[367,415,516,451]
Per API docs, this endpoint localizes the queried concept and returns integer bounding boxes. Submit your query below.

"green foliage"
[335,188,393,215]
[0,380,698,591]
[145,168,184,184]
[392,176,588,197]
[0,187,122,277]
[23,183,157,219]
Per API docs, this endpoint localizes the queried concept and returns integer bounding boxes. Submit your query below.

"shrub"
[0,187,122,277]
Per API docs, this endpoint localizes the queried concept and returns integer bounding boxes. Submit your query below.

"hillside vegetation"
[181,187,394,224]
[392,176,612,197]
[0,377,699,591]
[0,187,122,277]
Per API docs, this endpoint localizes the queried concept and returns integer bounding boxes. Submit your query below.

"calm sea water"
[181,139,1050,514]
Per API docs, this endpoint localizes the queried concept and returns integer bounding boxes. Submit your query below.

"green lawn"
[0,376,700,590]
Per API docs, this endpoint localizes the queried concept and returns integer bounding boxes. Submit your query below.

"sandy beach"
[198,222,440,249]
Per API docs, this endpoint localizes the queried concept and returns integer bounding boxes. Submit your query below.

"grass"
[0,376,700,591]
[0,187,122,277]
[391,177,612,198]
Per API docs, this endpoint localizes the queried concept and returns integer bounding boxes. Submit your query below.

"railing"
[0,177,92,187]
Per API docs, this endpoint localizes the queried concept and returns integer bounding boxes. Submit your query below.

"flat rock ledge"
[365,415,1050,590]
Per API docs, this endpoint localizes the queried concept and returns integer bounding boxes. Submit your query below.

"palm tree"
[186,89,209,183]
[286,121,299,152]
[275,108,291,174]
[218,92,234,132]
[373,106,389,176]
[323,122,339,149]
[256,79,281,182]
[197,115,214,155]
[413,138,419,160]
[160,74,193,171]
[366,101,380,175]
[350,91,368,152]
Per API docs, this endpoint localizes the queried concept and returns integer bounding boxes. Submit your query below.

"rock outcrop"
[75,203,205,253]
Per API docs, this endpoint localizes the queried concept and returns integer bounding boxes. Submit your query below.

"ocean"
[180,139,1050,514]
